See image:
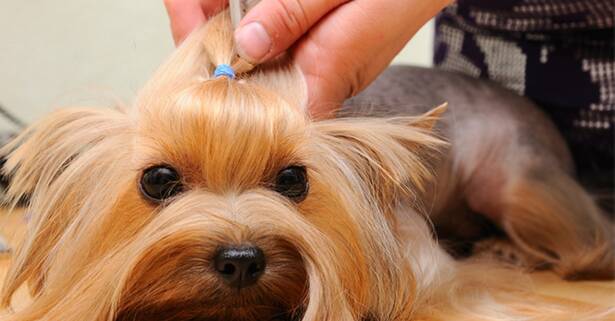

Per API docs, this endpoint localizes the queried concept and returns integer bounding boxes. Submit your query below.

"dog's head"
[1,12,444,321]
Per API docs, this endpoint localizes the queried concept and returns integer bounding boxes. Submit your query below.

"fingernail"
[234,22,272,63]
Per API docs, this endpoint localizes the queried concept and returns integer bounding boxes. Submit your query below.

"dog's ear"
[313,106,447,210]
[411,103,447,130]
[2,108,130,204]
[0,107,131,305]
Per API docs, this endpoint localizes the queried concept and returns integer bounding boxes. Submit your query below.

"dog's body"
[346,66,614,279]
[0,11,613,321]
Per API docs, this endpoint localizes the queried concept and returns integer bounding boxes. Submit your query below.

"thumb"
[235,0,347,63]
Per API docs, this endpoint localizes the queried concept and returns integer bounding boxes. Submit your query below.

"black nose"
[214,246,266,289]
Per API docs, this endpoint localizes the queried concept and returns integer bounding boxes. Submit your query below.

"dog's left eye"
[274,166,309,202]
[139,165,183,202]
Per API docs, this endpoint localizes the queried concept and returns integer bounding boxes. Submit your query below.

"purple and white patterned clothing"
[434,0,614,194]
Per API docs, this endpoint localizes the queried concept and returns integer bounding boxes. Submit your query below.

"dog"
[0,10,613,321]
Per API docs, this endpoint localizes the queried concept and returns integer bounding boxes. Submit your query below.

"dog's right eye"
[139,165,183,202]
[274,166,309,202]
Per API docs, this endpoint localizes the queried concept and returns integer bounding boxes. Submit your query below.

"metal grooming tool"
[229,0,249,29]
[229,0,257,72]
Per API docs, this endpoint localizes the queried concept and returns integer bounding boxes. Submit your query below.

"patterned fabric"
[434,0,614,196]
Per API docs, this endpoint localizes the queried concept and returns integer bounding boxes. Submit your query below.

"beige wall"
[0,1,433,130]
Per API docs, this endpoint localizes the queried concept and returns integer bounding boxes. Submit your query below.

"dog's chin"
[115,302,305,321]
[114,283,307,321]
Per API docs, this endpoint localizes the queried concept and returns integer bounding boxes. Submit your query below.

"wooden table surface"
[1,209,613,318]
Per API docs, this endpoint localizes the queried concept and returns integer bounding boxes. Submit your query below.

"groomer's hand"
[164,0,452,118]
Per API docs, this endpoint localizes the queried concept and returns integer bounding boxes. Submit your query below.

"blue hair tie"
[214,64,235,79]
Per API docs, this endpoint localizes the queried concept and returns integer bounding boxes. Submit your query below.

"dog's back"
[346,66,614,280]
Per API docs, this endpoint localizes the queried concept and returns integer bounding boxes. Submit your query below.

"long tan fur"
[0,10,612,321]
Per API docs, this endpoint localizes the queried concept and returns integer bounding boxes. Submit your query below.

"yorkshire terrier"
[0,9,613,321]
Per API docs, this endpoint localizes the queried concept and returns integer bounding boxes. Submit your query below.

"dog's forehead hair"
[135,80,310,191]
